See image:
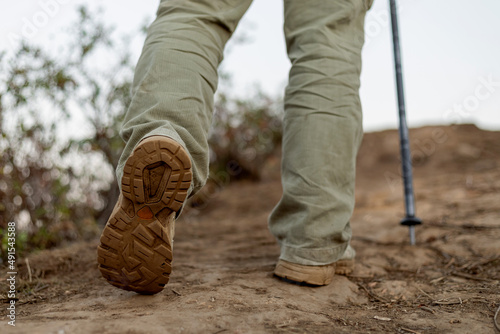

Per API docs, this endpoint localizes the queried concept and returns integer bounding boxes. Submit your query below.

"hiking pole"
[389,0,422,245]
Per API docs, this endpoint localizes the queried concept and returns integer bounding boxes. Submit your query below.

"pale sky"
[1,0,499,132]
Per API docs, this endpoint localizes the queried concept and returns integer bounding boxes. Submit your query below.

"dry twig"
[400,328,422,334]
[357,284,390,303]
[34,284,49,293]
[451,271,492,282]
[25,258,33,283]
[494,304,500,332]
[420,306,436,314]
[416,287,433,300]
[432,297,462,305]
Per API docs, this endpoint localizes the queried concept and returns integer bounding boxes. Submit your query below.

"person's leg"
[117,0,253,196]
[98,0,252,294]
[270,0,371,283]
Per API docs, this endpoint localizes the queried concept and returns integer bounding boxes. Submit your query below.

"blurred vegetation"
[0,7,134,262]
[210,90,282,181]
[0,6,283,263]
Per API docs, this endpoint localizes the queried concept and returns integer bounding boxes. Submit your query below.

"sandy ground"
[1,124,499,334]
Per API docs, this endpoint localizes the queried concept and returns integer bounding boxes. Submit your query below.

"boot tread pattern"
[97,136,191,294]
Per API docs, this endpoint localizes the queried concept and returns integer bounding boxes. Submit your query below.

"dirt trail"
[1,124,500,334]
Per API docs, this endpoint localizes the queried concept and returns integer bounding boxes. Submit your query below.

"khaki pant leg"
[117,0,253,195]
[268,0,370,265]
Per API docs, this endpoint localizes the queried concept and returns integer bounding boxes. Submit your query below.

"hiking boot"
[274,245,356,286]
[274,260,336,286]
[335,244,356,275]
[97,136,192,294]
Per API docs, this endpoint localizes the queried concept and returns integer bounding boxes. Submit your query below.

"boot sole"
[274,259,355,286]
[274,260,336,286]
[97,136,192,294]
[335,259,355,275]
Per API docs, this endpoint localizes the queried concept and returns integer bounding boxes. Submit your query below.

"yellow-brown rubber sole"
[274,259,355,286]
[274,260,336,286]
[97,136,192,294]
[334,258,355,276]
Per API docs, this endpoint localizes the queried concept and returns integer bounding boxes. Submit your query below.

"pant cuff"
[278,242,349,266]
